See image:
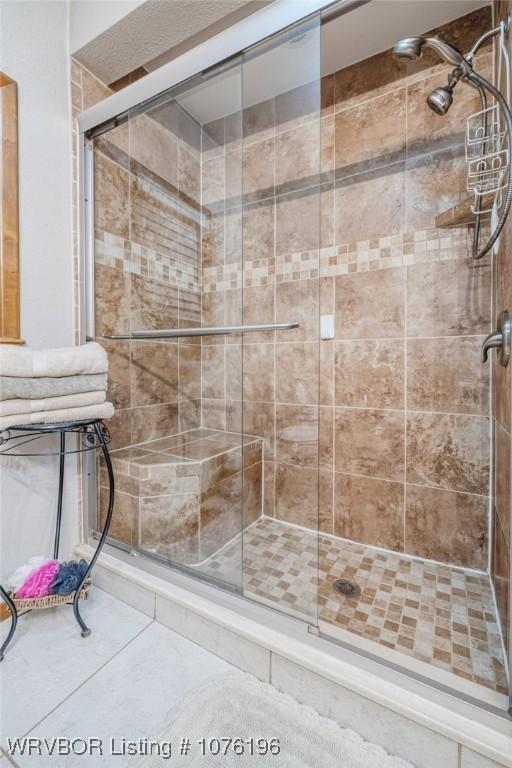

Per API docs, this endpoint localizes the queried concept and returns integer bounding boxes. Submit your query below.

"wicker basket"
[10,580,92,613]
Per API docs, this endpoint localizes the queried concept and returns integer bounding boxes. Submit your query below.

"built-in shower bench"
[98,428,263,564]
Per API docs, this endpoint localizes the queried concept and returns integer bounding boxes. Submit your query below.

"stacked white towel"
[0,343,114,430]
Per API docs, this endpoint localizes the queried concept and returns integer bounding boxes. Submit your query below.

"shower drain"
[332,578,361,599]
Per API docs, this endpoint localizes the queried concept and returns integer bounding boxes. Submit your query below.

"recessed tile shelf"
[435,194,493,229]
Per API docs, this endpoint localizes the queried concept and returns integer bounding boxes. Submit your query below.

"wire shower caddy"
[466,103,509,214]
[466,20,511,219]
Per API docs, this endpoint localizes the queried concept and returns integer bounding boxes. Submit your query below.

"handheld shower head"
[392,37,424,61]
[393,35,469,116]
[426,85,454,115]
[394,24,512,262]
[392,36,466,68]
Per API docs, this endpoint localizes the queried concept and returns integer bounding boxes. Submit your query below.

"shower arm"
[466,23,507,61]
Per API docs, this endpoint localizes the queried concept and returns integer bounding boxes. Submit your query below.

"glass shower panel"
[93,61,245,592]
[92,119,133,552]
[87,0,511,707]
[240,15,322,623]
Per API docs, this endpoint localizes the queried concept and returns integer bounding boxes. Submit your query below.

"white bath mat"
[135,671,413,767]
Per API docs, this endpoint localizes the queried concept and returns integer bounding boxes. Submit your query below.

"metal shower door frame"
[76,0,362,139]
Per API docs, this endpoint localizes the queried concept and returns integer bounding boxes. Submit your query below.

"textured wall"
[0,1,77,581]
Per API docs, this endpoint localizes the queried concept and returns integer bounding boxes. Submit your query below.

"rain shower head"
[392,36,465,68]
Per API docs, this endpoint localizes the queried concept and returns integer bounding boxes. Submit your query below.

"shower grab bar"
[101,321,300,340]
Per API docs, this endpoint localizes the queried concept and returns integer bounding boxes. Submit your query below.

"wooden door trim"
[0,71,23,344]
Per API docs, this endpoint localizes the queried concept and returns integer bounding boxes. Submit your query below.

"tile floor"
[0,590,232,767]
[200,517,509,695]
[0,576,507,768]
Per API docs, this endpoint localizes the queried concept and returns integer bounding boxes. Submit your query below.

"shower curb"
[75,542,512,768]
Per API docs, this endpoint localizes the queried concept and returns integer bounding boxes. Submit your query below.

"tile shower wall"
[72,63,264,560]
[199,7,493,570]
[492,0,512,659]
[73,8,496,574]
[72,69,203,451]
[71,62,204,543]
[71,61,114,535]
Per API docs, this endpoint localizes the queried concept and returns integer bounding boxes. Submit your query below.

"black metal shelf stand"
[0,419,114,661]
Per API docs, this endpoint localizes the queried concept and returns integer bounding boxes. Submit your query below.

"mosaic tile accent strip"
[200,517,508,694]
[95,229,200,293]
[201,228,485,292]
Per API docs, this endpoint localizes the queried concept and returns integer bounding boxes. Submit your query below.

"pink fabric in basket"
[15,560,60,599]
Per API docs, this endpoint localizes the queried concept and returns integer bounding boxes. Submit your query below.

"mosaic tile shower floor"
[200,517,508,694]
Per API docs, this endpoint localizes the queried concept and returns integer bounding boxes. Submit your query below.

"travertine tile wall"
[72,63,203,452]
[71,60,115,535]
[72,62,267,564]
[492,0,511,659]
[73,7,498,575]
[199,7,494,570]
[71,60,110,344]
[98,430,263,568]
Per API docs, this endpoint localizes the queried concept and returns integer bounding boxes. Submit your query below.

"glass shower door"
[91,12,323,621]
[93,59,245,593]
[239,15,322,623]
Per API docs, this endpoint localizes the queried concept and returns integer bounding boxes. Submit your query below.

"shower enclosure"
[79,0,511,714]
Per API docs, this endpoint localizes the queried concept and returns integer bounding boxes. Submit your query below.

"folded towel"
[0,373,108,401]
[0,342,107,378]
[0,401,114,431]
[0,391,106,417]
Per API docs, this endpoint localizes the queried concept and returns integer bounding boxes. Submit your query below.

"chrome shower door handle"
[481,310,511,366]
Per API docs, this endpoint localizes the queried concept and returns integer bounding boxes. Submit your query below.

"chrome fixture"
[102,321,300,340]
[426,85,453,116]
[393,22,512,261]
[392,36,468,68]
[481,310,512,366]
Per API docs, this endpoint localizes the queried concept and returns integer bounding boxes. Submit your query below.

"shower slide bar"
[102,322,300,340]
